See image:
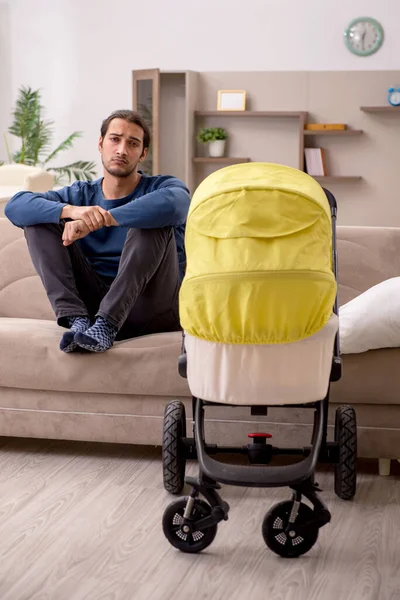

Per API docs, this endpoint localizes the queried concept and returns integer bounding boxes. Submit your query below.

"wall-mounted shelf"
[312,176,362,183]
[193,157,250,164]
[195,110,306,118]
[304,129,363,136]
[360,106,400,113]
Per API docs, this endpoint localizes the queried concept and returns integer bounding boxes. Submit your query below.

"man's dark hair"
[100,110,151,151]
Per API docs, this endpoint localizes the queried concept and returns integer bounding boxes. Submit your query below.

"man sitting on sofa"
[5,109,190,353]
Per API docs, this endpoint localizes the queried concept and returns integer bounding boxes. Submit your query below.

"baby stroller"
[161,163,357,558]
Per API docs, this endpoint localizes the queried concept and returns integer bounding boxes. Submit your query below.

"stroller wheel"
[262,501,319,558]
[162,498,218,554]
[162,401,187,494]
[334,405,357,500]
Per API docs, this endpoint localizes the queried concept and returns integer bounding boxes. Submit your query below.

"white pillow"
[339,277,400,354]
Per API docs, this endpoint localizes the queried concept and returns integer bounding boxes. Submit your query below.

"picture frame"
[217,90,246,111]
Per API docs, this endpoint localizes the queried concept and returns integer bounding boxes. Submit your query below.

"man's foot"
[60,316,91,353]
[74,316,118,353]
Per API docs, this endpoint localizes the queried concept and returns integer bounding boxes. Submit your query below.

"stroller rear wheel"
[334,405,357,500]
[162,401,187,495]
[262,501,319,558]
[162,497,218,553]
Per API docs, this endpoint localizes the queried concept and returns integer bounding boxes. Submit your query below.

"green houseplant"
[1,86,97,184]
[197,127,228,158]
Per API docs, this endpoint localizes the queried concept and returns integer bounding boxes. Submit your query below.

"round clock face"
[389,90,400,106]
[344,17,384,56]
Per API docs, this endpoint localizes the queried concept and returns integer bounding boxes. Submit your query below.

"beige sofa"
[0,218,399,473]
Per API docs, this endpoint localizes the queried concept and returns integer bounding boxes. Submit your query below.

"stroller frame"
[162,189,357,558]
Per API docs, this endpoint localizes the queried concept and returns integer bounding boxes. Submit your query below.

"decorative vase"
[208,140,226,158]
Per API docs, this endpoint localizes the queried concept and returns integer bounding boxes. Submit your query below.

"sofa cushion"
[331,346,400,405]
[339,277,400,354]
[0,219,55,319]
[336,226,400,306]
[0,318,190,398]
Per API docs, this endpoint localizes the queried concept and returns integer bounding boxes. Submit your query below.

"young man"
[5,109,190,353]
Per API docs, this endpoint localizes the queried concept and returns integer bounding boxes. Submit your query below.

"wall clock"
[344,17,384,56]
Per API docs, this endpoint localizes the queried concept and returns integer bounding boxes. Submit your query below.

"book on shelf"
[305,123,346,131]
[304,148,326,177]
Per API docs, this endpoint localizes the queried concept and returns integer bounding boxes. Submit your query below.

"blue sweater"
[5,173,191,280]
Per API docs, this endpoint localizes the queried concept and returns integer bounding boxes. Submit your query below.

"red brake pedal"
[248,433,272,439]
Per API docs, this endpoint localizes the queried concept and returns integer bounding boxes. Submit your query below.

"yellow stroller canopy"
[180,162,336,345]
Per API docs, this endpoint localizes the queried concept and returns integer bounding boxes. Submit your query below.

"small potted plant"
[197,127,228,158]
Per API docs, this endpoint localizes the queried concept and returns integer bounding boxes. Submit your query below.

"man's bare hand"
[62,220,90,246]
[61,205,113,231]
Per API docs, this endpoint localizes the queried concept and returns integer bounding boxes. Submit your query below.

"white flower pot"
[208,140,226,158]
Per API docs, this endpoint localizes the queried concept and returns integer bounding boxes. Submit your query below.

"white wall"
[0,3,12,159]
[3,0,400,174]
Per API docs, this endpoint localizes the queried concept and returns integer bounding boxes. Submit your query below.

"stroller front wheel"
[262,501,319,558]
[162,498,218,553]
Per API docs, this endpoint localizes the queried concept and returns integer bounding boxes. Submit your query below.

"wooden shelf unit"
[131,68,370,189]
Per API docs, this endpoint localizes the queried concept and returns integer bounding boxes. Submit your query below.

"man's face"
[98,118,148,178]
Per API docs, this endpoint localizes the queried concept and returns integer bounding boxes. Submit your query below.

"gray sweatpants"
[24,223,181,341]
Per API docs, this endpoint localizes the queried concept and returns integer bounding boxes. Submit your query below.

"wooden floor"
[0,439,398,600]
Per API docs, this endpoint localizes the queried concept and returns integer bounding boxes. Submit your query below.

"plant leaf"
[8,86,42,163]
[26,119,54,165]
[3,133,12,163]
[48,160,97,184]
[44,131,82,165]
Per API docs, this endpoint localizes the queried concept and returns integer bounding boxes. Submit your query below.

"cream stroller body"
[162,163,357,558]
